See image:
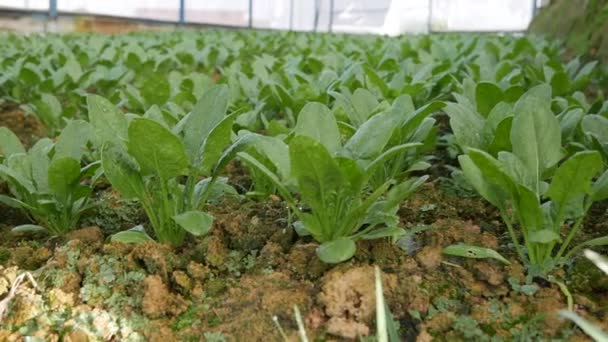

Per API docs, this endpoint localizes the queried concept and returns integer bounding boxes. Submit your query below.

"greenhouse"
[0,0,607,340]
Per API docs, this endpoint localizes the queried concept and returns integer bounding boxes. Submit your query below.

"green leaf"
[289,135,347,217]
[141,73,170,106]
[488,117,513,155]
[364,143,422,176]
[65,56,83,82]
[127,118,188,179]
[87,94,128,148]
[237,152,295,205]
[33,93,62,128]
[444,102,485,150]
[514,184,544,234]
[0,194,29,209]
[0,127,25,157]
[101,145,146,200]
[173,211,214,236]
[510,84,561,193]
[183,85,229,164]
[294,102,341,154]
[345,111,398,160]
[475,82,504,117]
[442,244,511,264]
[575,236,608,250]
[250,134,291,181]
[360,227,405,240]
[529,229,560,244]
[582,115,608,143]
[560,310,608,342]
[546,151,602,217]
[12,224,47,234]
[467,149,518,197]
[212,134,256,176]
[591,170,608,202]
[111,227,154,243]
[550,72,571,96]
[200,114,235,174]
[316,238,356,264]
[48,157,81,198]
[54,120,91,161]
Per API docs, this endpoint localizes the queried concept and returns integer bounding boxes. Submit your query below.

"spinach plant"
[458,85,608,276]
[88,85,238,246]
[0,121,99,235]
[238,102,427,263]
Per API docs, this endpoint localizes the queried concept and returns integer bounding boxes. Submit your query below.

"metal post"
[531,0,538,18]
[313,0,320,32]
[328,0,334,32]
[427,0,433,33]
[248,0,253,28]
[289,0,294,31]
[49,0,57,19]
[179,0,185,25]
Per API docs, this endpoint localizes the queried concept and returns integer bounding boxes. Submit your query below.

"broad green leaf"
[33,93,62,128]
[582,115,608,143]
[592,170,608,202]
[0,127,25,157]
[336,157,365,192]
[498,151,534,190]
[212,134,256,176]
[48,157,81,198]
[351,88,380,126]
[442,244,511,264]
[173,211,214,236]
[54,120,91,161]
[316,238,356,263]
[87,94,128,148]
[127,118,188,179]
[488,117,512,155]
[345,111,398,160]
[0,163,34,193]
[101,145,146,200]
[467,149,518,197]
[111,228,154,244]
[250,134,291,181]
[550,72,571,96]
[183,85,229,163]
[444,102,485,150]
[514,184,544,234]
[529,229,560,244]
[546,151,602,217]
[141,73,170,106]
[200,114,235,175]
[65,56,83,82]
[511,84,561,192]
[294,102,341,154]
[475,82,504,117]
[29,139,52,192]
[289,135,347,215]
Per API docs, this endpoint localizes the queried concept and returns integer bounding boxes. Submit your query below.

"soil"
[0,105,46,148]
[0,162,606,341]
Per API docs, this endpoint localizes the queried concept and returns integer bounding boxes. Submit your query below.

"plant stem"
[555,202,592,262]
[501,210,526,263]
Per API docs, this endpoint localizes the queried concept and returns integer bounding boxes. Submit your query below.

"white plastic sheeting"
[0,0,537,33]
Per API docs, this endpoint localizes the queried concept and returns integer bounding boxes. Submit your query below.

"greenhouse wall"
[0,0,543,34]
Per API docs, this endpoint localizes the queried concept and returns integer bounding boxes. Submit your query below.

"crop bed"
[0,30,607,341]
